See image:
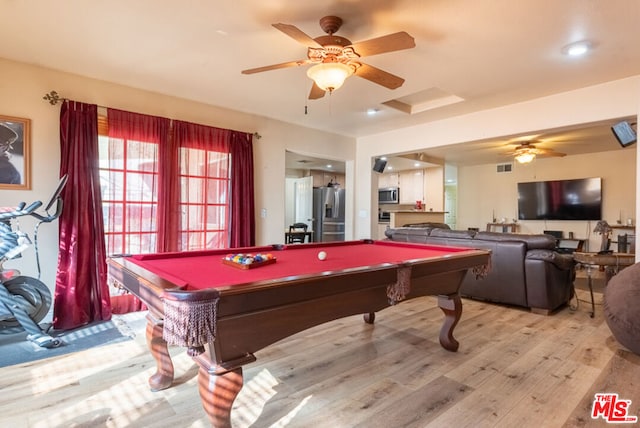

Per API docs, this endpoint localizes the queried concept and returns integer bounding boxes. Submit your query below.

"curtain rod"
[42,90,262,140]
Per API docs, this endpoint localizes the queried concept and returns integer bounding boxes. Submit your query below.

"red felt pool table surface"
[128,240,472,291]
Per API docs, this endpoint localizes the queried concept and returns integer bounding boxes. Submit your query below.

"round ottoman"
[604,262,640,355]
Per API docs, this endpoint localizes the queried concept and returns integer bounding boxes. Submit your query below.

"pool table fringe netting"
[163,297,218,355]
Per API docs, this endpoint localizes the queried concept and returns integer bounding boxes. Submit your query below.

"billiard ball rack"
[222,257,277,270]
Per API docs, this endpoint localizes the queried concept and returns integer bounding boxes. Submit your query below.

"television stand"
[486,222,517,233]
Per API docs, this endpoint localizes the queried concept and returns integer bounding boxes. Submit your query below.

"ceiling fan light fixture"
[515,151,536,164]
[307,62,354,92]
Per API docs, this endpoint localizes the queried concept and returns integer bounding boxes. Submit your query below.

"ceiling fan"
[241,16,415,99]
[506,141,566,164]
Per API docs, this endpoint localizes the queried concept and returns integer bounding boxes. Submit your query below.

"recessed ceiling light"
[414,162,420,167]
[380,156,387,160]
[367,108,379,116]
[562,40,592,57]
[387,166,393,170]
[326,164,333,168]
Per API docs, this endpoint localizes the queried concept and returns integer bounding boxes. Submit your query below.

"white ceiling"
[400,118,638,167]
[2,1,639,164]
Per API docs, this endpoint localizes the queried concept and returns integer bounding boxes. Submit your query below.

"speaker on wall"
[373,158,387,173]
[611,120,637,148]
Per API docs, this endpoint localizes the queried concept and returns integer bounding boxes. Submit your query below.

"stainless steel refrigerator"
[312,186,345,242]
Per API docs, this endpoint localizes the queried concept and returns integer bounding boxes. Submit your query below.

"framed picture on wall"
[0,115,31,190]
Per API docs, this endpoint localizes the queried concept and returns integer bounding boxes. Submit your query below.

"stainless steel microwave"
[378,187,399,204]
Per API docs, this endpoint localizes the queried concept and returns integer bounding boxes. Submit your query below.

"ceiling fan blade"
[349,32,415,57]
[508,145,567,158]
[273,23,324,48]
[308,82,326,100]
[354,63,405,89]
[538,149,566,157]
[242,59,311,74]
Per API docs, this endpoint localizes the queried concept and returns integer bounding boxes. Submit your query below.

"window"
[99,135,159,255]
[179,147,230,250]
[98,114,231,255]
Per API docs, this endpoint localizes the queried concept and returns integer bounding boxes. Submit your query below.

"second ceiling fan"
[506,141,566,164]
[242,16,416,99]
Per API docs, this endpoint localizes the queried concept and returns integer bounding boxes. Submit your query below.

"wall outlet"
[260,208,267,218]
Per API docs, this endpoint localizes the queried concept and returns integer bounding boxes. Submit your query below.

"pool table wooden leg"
[437,294,461,352]
[363,312,375,324]
[145,314,174,391]
[197,365,243,428]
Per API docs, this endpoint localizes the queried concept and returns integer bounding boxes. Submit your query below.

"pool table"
[107,239,490,427]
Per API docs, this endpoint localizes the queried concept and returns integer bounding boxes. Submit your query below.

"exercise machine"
[0,175,67,348]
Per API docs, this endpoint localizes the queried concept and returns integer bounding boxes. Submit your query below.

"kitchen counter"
[389,211,447,228]
[377,222,390,240]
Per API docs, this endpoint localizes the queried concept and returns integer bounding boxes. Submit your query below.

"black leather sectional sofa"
[385,226,576,314]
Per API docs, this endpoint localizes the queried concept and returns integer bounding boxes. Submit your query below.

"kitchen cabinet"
[378,172,399,188]
[311,170,345,188]
[378,166,442,208]
[423,166,444,211]
[399,170,424,204]
[310,170,324,187]
[390,211,447,228]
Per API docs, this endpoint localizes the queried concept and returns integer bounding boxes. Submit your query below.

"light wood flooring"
[1,286,638,428]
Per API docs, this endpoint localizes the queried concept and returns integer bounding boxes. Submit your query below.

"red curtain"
[53,108,254,324]
[172,121,254,248]
[229,132,255,247]
[53,101,111,329]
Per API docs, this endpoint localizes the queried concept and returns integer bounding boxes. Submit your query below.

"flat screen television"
[372,158,387,173]
[611,121,637,148]
[517,177,602,221]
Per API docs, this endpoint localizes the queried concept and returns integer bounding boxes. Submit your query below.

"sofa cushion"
[474,232,556,250]
[385,227,431,243]
[402,222,451,229]
[429,228,477,239]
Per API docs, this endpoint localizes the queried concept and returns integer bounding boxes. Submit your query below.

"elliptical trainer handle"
[30,197,64,223]
[21,201,43,214]
[0,201,42,221]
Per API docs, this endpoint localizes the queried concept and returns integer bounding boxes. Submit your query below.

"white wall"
[356,76,640,241]
[0,58,356,290]
[457,150,635,251]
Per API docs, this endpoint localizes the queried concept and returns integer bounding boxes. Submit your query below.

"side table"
[572,252,636,317]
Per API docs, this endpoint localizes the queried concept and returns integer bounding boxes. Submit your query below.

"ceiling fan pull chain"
[329,91,333,116]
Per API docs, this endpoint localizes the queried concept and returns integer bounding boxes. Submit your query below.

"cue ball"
[318,251,327,261]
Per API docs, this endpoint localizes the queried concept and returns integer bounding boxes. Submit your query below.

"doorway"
[285,151,346,243]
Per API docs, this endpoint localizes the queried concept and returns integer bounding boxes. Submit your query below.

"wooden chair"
[288,223,308,244]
